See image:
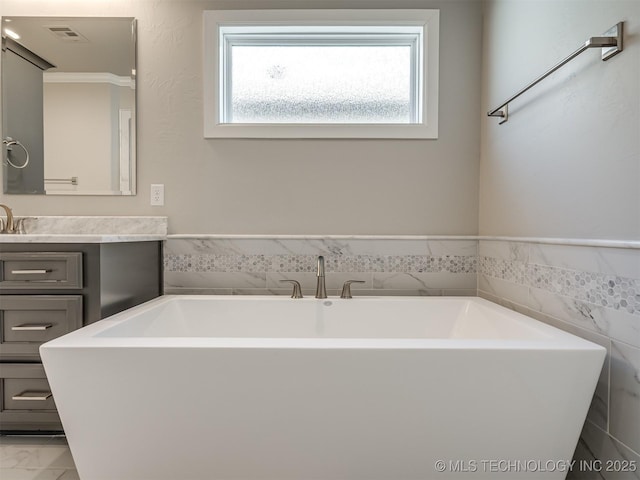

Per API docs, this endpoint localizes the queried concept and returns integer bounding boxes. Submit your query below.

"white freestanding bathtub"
[41,296,605,480]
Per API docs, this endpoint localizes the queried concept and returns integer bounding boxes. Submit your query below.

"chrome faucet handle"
[15,218,26,234]
[340,280,365,299]
[280,280,303,299]
[0,204,15,233]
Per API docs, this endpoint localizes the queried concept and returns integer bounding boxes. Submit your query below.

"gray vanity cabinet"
[1,295,82,361]
[0,252,83,289]
[0,241,162,433]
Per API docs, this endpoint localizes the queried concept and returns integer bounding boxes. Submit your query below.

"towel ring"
[3,138,30,169]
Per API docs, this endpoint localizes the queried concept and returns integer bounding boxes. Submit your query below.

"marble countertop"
[0,216,168,243]
[0,234,166,243]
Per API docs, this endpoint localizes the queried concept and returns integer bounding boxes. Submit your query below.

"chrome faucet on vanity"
[315,255,327,299]
[0,204,24,234]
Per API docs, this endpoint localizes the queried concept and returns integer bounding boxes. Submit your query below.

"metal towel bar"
[45,177,78,185]
[488,22,623,125]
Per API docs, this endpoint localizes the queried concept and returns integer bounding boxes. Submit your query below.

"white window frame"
[203,10,439,139]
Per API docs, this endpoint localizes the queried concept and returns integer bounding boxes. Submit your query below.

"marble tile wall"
[478,240,640,478]
[164,236,478,297]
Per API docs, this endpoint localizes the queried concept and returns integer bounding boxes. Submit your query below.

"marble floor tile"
[57,470,80,480]
[0,436,77,480]
[0,469,69,480]
[1,444,75,470]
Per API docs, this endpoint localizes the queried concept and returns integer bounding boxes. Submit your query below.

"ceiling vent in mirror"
[43,25,89,43]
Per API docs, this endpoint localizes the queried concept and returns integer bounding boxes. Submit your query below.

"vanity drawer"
[0,295,83,361]
[0,252,83,290]
[0,363,62,431]
[2,370,56,411]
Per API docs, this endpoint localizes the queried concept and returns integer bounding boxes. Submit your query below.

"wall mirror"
[1,17,136,195]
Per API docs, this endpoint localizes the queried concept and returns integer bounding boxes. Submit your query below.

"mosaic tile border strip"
[479,257,525,284]
[480,257,640,316]
[164,254,477,274]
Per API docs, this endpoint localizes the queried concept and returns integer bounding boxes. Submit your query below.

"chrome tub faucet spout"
[315,256,327,299]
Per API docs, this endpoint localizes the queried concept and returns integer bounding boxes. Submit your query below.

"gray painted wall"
[0,0,483,235]
[479,0,640,240]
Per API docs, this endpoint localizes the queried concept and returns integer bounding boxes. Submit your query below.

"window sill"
[204,123,437,139]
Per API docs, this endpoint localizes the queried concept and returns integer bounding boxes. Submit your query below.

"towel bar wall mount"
[488,22,623,125]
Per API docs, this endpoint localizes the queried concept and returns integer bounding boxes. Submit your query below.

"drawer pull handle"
[12,391,53,401]
[11,324,53,331]
[10,269,53,275]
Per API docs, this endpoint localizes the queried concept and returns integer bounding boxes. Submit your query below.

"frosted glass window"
[229,45,413,124]
[203,10,440,138]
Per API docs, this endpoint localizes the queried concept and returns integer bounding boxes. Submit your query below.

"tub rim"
[40,295,607,353]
